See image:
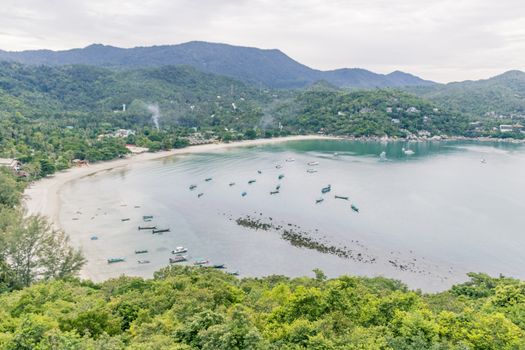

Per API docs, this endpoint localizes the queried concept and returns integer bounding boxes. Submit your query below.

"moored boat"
[229,182,236,186]
[137,260,150,264]
[241,191,247,197]
[135,249,148,254]
[321,185,331,193]
[107,257,125,264]
[351,204,359,213]
[194,258,209,266]
[307,169,318,173]
[316,198,324,204]
[248,179,256,184]
[212,264,225,269]
[121,218,130,222]
[205,177,212,182]
[307,161,319,166]
[169,255,187,263]
[90,236,98,240]
[198,193,204,198]
[278,174,285,180]
[335,195,349,200]
[172,246,188,254]
[270,190,279,195]
[152,228,170,234]
[189,184,197,190]
[138,226,156,230]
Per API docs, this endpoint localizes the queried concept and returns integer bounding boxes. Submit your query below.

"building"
[499,125,514,133]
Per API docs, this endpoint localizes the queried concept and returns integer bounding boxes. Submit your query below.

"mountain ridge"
[0,41,435,89]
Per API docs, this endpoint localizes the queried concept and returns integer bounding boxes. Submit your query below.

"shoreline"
[23,133,525,227]
[23,135,337,227]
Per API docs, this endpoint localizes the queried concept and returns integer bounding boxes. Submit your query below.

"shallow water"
[59,140,525,291]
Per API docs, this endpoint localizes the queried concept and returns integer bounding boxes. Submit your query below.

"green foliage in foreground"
[0,267,524,349]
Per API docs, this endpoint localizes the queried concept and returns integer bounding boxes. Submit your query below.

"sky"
[1,0,524,83]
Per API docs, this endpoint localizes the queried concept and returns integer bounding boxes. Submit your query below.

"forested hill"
[0,41,435,88]
[406,70,525,116]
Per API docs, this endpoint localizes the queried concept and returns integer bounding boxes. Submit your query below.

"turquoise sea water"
[59,140,525,291]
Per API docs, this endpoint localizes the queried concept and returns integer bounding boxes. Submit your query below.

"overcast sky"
[1,0,523,82]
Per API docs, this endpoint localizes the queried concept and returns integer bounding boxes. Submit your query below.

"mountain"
[0,41,435,89]
[407,70,525,116]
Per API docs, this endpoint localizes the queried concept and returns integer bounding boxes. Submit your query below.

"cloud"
[0,0,523,82]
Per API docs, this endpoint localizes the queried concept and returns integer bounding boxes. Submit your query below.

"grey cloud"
[0,0,523,82]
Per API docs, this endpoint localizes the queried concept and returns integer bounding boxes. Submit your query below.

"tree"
[3,214,85,289]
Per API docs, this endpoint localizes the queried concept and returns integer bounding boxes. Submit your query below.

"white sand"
[23,135,337,226]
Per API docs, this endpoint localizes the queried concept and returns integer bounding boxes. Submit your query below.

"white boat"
[285,158,295,162]
[307,161,319,166]
[379,151,387,161]
[402,147,414,156]
[172,246,188,254]
[307,169,318,173]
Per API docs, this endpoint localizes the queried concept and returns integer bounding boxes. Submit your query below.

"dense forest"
[4,61,522,179]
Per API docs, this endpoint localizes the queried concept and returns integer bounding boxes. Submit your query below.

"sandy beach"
[23,135,336,226]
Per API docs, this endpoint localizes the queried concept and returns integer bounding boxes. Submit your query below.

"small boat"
[241,192,247,197]
[169,255,187,263]
[107,258,125,264]
[121,218,130,222]
[316,198,324,204]
[351,204,359,213]
[90,236,98,240]
[306,169,318,173]
[198,193,204,198]
[481,158,486,164]
[333,152,339,157]
[143,215,153,221]
[172,246,188,254]
[212,264,225,269]
[228,271,240,276]
[194,258,209,266]
[275,164,282,169]
[275,185,281,190]
[189,184,197,190]
[321,185,331,194]
[270,190,279,195]
[402,147,414,156]
[229,182,236,186]
[248,179,256,184]
[335,195,349,200]
[137,260,150,264]
[257,170,262,174]
[379,151,387,161]
[152,228,170,234]
[307,161,319,166]
[205,177,212,182]
[138,226,156,230]
[285,158,295,162]
[135,249,148,254]
[134,205,141,208]
[278,174,285,180]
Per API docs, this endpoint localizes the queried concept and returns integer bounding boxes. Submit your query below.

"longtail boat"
[138,226,156,230]
[194,258,209,266]
[152,228,170,234]
[135,249,148,254]
[107,258,125,264]
[335,195,349,200]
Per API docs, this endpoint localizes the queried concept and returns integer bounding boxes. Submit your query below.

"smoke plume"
[147,104,160,130]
